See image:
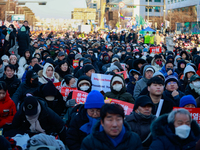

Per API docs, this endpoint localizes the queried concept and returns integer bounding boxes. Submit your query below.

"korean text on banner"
[61,87,77,101]
[53,82,61,91]
[91,73,112,93]
[73,60,79,69]
[72,90,88,104]
[173,107,200,126]
[116,71,128,79]
[105,98,134,115]
[149,46,162,54]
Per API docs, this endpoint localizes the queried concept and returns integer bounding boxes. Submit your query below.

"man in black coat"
[0,65,21,97]
[81,104,143,150]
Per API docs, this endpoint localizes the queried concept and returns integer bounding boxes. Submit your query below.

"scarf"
[43,75,55,83]
[79,114,100,134]
[26,103,45,133]
[99,124,126,147]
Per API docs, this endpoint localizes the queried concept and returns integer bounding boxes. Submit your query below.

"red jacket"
[0,91,16,128]
[197,64,200,77]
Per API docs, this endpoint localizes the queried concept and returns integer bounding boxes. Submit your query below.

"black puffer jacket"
[81,121,143,150]
[149,114,200,150]
[66,105,89,150]
[125,112,156,150]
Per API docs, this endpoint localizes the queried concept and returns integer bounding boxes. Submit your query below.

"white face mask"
[113,84,123,92]
[80,85,90,91]
[175,125,191,139]
[135,55,140,58]
[193,81,200,88]
[45,96,55,101]
[3,62,9,66]
[80,62,83,67]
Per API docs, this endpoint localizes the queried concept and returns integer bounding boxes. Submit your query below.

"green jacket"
[144,34,150,44]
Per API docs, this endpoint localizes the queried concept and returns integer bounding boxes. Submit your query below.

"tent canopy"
[140,27,156,32]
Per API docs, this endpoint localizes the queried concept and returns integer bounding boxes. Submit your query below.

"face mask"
[80,85,90,91]
[113,84,123,92]
[104,57,109,61]
[193,81,200,88]
[3,62,9,66]
[137,110,152,119]
[156,60,162,66]
[166,68,173,72]
[80,62,83,67]
[45,96,55,101]
[135,55,140,58]
[175,125,191,139]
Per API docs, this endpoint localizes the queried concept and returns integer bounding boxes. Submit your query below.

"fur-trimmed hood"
[38,69,60,80]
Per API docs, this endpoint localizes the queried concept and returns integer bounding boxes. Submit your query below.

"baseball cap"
[23,96,38,116]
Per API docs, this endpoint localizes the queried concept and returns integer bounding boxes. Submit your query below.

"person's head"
[154,55,163,66]
[111,75,124,92]
[190,74,200,88]
[134,95,154,117]
[42,81,57,101]
[84,90,105,118]
[181,52,187,60]
[144,66,155,80]
[165,61,174,71]
[88,49,94,56]
[43,63,54,78]
[107,49,113,57]
[152,71,165,81]
[25,50,31,58]
[83,59,92,66]
[9,55,17,65]
[129,69,141,81]
[64,75,76,88]
[30,57,39,67]
[77,75,92,93]
[23,96,40,116]
[58,51,65,61]
[1,55,9,66]
[179,95,197,108]
[4,65,15,79]
[26,70,39,87]
[147,76,164,97]
[165,76,179,92]
[23,21,28,27]
[168,109,191,139]
[109,65,120,73]
[84,64,95,78]
[183,65,196,81]
[0,81,7,100]
[59,61,69,72]
[100,104,124,139]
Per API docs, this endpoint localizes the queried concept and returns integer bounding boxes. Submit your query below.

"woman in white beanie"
[1,55,9,66]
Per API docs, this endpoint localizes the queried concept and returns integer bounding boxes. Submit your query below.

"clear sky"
[18,0,87,19]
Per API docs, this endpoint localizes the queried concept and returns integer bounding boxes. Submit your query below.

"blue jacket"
[160,64,178,79]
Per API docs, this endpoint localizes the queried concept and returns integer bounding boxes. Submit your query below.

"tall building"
[86,0,99,10]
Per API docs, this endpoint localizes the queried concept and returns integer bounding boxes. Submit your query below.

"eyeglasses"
[87,109,100,114]
[167,82,177,85]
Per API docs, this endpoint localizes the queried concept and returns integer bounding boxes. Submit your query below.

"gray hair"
[167,109,192,124]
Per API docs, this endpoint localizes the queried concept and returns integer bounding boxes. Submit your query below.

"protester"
[179,95,197,108]
[185,74,200,98]
[81,104,143,150]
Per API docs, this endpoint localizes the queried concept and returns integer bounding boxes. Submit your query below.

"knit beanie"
[165,75,178,86]
[75,53,82,60]
[179,95,197,107]
[42,81,57,97]
[83,59,92,65]
[111,75,124,86]
[84,90,105,109]
[133,95,154,111]
[84,64,95,73]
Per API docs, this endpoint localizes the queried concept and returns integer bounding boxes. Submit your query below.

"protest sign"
[120,63,126,71]
[105,98,134,115]
[91,73,112,93]
[149,46,162,54]
[116,71,128,79]
[53,82,61,91]
[173,107,200,125]
[61,87,77,101]
[72,90,88,104]
[73,60,79,69]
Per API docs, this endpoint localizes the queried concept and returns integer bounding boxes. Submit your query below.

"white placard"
[156,99,164,117]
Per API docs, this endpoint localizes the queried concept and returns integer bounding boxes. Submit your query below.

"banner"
[72,90,88,104]
[105,98,134,115]
[53,82,61,91]
[91,73,112,93]
[73,60,79,69]
[120,63,126,71]
[173,107,200,125]
[149,46,162,54]
[116,71,128,79]
[61,87,77,101]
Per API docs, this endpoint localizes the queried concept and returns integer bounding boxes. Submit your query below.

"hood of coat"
[183,65,196,78]
[177,59,187,71]
[39,63,56,79]
[132,58,147,71]
[142,65,155,79]
[38,68,59,80]
[151,57,166,66]
[0,91,11,103]
[110,74,126,94]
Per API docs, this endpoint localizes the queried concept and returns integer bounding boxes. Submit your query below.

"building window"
[146,7,152,12]
[93,3,97,8]
[154,6,161,12]
[146,0,152,2]
[168,0,170,4]
[154,0,161,2]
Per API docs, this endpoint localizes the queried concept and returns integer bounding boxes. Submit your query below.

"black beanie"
[155,54,162,60]
[84,64,95,73]
[42,81,57,97]
[133,95,154,111]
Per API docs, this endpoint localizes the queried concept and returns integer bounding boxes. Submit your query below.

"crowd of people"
[0,20,200,150]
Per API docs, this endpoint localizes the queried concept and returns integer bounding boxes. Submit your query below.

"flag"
[120,13,124,20]
[116,22,119,28]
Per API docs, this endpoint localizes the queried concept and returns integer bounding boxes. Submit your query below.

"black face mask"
[31,78,38,87]
[104,57,109,61]
[166,68,173,72]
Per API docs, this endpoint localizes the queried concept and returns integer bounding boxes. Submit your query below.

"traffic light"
[127,5,136,8]
[108,11,113,20]
[106,4,117,8]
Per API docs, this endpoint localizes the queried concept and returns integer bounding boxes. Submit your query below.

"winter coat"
[125,112,156,150]
[38,63,60,84]
[149,114,200,150]
[151,57,166,72]
[0,75,21,97]
[12,82,41,106]
[104,74,135,103]
[175,60,187,77]
[55,65,71,81]
[0,64,5,78]
[0,91,16,128]
[66,105,89,150]
[80,121,143,150]
[19,56,29,70]
[9,100,67,144]
[185,83,200,99]
[163,90,185,107]
[160,64,178,79]
[166,36,175,52]
[134,65,154,99]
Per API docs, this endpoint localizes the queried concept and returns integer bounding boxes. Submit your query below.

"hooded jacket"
[160,64,178,79]
[38,63,59,84]
[149,114,200,150]
[185,83,200,99]
[81,121,143,150]
[151,57,166,72]
[104,74,134,103]
[132,58,147,71]
[175,59,187,76]
[134,65,155,99]
[174,55,182,69]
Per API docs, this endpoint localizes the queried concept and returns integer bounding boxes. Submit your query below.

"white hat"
[1,55,9,61]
